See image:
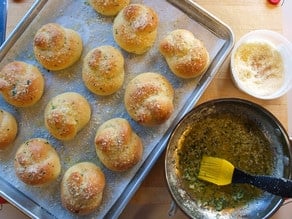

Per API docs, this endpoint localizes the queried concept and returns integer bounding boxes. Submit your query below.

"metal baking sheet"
[0,0,234,218]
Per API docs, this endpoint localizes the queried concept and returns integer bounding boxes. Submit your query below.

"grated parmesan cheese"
[233,41,284,96]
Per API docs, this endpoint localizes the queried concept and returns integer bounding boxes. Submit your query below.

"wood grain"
[194,0,287,129]
[4,1,289,219]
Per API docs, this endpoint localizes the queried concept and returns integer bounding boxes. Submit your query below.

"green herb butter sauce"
[175,113,274,211]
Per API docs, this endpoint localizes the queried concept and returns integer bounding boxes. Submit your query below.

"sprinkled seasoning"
[233,41,284,97]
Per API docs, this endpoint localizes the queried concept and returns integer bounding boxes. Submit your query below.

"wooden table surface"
[4,0,291,219]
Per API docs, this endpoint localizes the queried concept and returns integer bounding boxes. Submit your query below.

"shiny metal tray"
[0,0,234,218]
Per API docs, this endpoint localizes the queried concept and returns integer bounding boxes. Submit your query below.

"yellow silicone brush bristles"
[198,156,235,186]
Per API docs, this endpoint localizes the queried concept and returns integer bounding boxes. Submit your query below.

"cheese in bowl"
[231,30,292,99]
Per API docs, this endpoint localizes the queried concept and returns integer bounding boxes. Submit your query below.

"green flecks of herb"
[11,89,17,96]
[10,84,17,96]
[213,197,227,211]
[232,189,244,201]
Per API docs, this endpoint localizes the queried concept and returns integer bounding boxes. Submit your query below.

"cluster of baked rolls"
[0,0,211,216]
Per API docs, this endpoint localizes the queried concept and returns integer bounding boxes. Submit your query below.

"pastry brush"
[198,156,292,198]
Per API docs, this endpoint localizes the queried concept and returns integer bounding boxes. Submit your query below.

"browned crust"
[89,0,130,16]
[33,23,82,71]
[82,46,124,95]
[113,4,159,54]
[14,138,61,186]
[159,29,209,78]
[0,61,44,107]
[124,72,174,126]
[95,118,143,171]
[44,92,91,141]
[61,162,105,215]
[0,109,17,149]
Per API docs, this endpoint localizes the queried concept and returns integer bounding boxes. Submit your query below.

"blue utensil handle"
[0,0,7,45]
[233,168,292,198]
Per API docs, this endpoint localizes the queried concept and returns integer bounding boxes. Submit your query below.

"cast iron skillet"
[165,98,292,219]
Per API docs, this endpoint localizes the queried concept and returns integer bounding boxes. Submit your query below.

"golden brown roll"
[82,46,124,96]
[113,4,159,54]
[0,61,44,107]
[33,23,83,71]
[61,162,105,215]
[44,92,91,141]
[124,72,174,126]
[89,0,130,16]
[95,118,143,171]
[0,109,17,150]
[14,138,61,186]
[159,29,210,79]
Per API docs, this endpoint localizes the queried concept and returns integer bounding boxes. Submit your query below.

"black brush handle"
[232,168,292,198]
